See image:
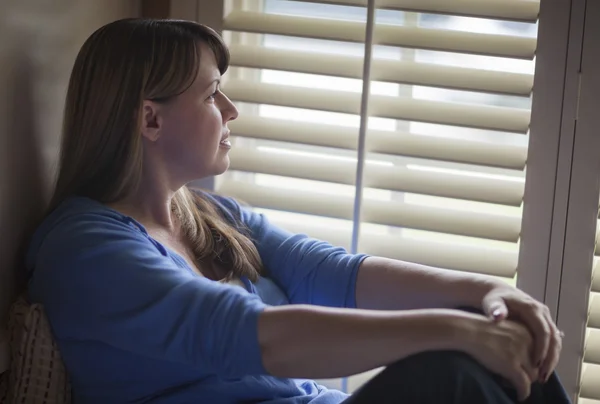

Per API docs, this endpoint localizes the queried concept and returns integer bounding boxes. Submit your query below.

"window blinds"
[217,0,539,281]
[578,214,600,403]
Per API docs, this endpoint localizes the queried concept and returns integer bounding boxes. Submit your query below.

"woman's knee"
[347,350,512,404]
[383,350,500,390]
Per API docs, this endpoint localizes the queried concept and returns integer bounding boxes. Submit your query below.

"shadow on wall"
[0,34,47,372]
[0,34,47,319]
[0,0,143,373]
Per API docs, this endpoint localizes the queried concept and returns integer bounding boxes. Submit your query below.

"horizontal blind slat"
[266,216,517,277]
[594,222,600,255]
[367,129,528,169]
[591,258,600,293]
[362,201,520,242]
[378,0,539,22]
[365,164,524,206]
[368,94,530,133]
[224,79,361,115]
[359,233,517,277]
[228,146,356,186]
[359,234,518,278]
[588,295,600,329]
[584,329,600,365]
[223,11,536,59]
[229,116,528,170]
[374,24,536,59]
[228,44,534,96]
[224,80,531,133]
[223,10,366,43]
[580,363,600,401]
[218,180,521,242]
[290,0,539,22]
[229,115,359,149]
[228,147,525,205]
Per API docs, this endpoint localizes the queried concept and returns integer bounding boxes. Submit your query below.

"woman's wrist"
[444,310,496,356]
[392,309,483,354]
[453,275,504,309]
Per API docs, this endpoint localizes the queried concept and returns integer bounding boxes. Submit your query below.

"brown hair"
[50,18,263,281]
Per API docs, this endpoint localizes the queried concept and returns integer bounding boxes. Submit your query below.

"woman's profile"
[25,18,571,404]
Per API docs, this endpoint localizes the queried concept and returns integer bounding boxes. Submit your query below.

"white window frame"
[552,0,600,401]
[170,0,588,399]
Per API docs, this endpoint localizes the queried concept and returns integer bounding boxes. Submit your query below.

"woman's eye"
[208,89,219,100]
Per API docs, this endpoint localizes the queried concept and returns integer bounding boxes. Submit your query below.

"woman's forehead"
[194,43,220,85]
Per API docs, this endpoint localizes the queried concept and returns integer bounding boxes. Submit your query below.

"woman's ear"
[140,100,162,142]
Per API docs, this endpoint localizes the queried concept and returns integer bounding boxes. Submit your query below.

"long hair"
[50,18,263,281]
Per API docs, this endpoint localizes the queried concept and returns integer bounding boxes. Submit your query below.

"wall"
[0,0,141,373]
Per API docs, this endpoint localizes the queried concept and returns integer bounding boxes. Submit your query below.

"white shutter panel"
[218,0,538,281]
[579,215,600,402]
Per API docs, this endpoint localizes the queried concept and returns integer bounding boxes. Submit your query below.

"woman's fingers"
[512,300,551,368]
[482,287,558,374]
[511,302,562,383]
[482,293,509,322]
[506,364,532,402]
[521,356,539,383]
[500,322,535,402]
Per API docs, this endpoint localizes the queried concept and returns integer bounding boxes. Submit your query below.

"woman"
[25,18,570,404]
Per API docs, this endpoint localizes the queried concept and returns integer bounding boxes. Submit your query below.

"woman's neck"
[108,195,175,231]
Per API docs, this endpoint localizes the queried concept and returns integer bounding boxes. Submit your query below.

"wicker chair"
[0,296,71,404]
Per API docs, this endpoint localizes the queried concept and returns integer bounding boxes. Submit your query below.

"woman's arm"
[29,213,269,380]
[206,193,558,384]
[208,193,367,308]
[258,305,460,378]
[354,256,563,384]
[209,194,500,312]
[257,304,536,401]
[355,256,501,311]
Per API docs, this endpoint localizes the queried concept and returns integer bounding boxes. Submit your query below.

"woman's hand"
[459,313,536,401]
[481,285,563,384]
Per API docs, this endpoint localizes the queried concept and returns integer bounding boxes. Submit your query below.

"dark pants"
[342,350,571,404]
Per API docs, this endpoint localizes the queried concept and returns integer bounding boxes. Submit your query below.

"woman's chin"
[188,156,230,182]
[211,157,231,177]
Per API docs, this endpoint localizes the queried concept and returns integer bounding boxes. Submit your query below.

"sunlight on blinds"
[217,0,538,392]
[218,0,537,280]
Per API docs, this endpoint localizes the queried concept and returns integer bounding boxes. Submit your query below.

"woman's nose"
[220,93,239,122]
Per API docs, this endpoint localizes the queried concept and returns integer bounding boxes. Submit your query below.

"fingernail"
[492,308,502,317]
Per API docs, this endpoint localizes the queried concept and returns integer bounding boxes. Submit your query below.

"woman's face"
[148,41,238,184]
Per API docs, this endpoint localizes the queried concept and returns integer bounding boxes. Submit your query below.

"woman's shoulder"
[25,196,146,271]
[37,196,142,239]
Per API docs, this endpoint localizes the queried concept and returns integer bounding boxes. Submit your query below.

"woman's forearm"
[355,256,503,311]
[257,305,472,379]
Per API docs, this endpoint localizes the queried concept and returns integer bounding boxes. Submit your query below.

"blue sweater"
[25,193,368,403]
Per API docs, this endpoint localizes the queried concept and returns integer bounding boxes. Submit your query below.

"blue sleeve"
[28,214,268,380]
[209,195,369,308]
